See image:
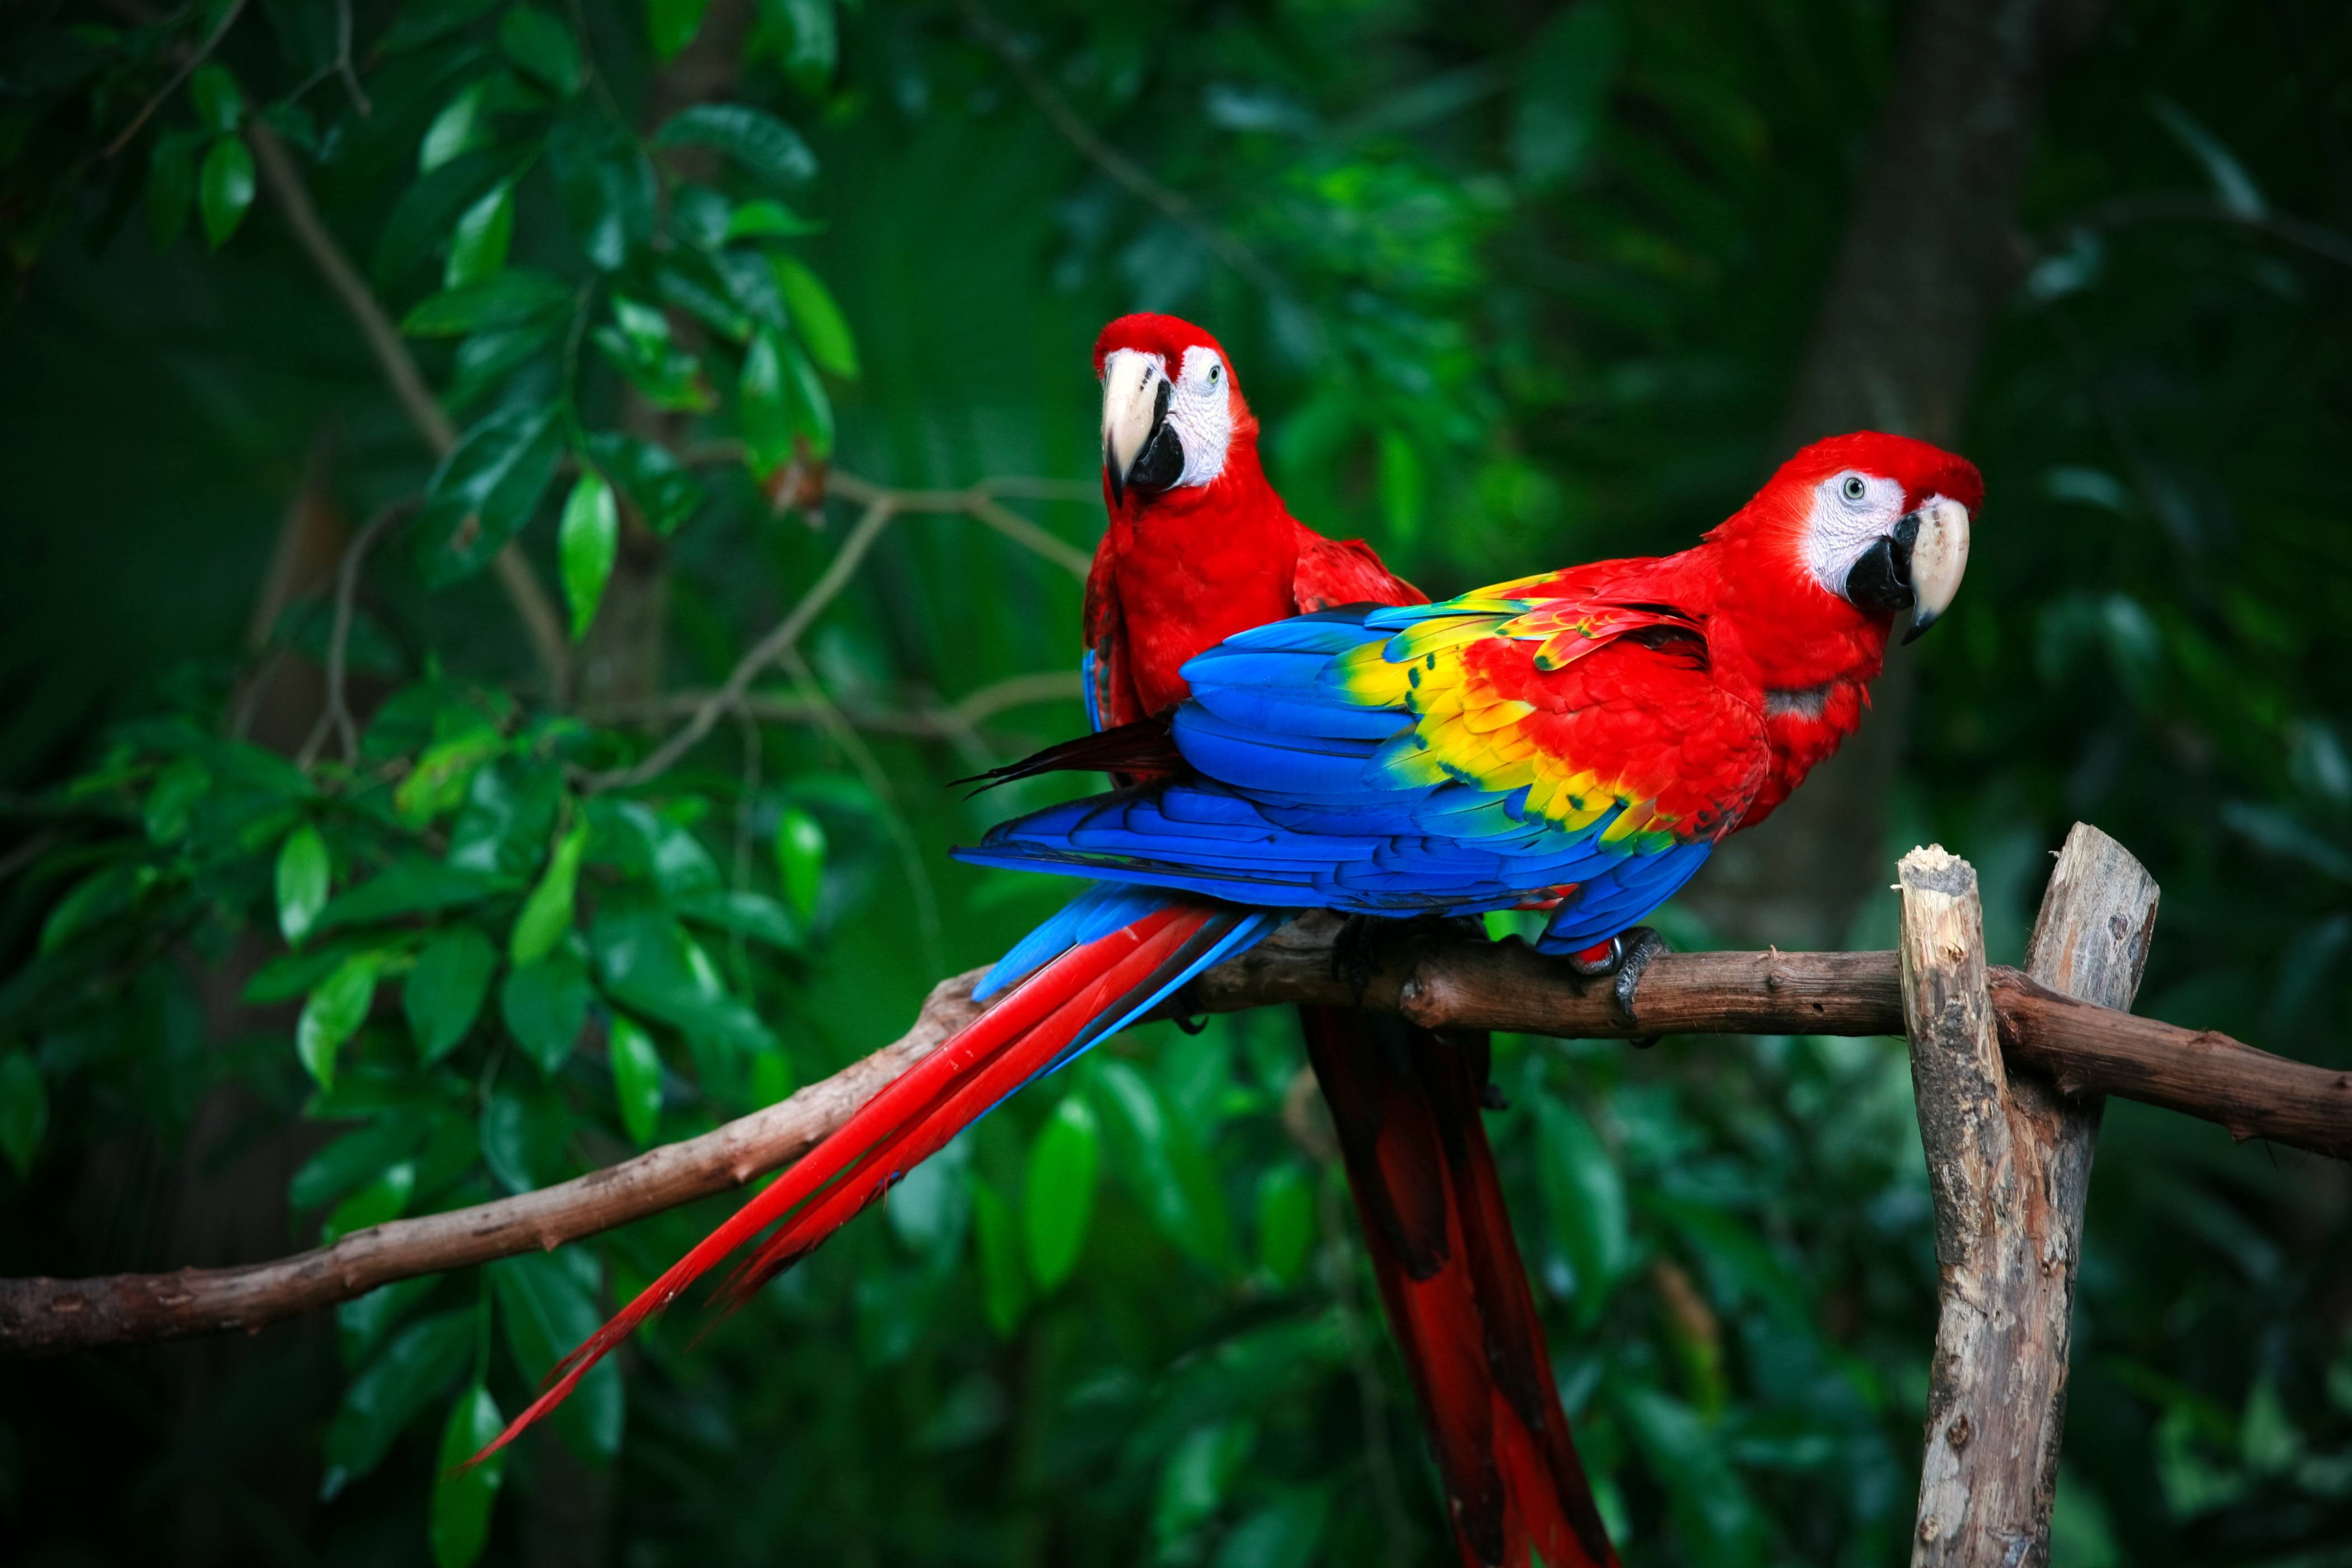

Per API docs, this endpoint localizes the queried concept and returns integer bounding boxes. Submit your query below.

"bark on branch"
[1907,825,2157,1567]
[3,909,2343,1356]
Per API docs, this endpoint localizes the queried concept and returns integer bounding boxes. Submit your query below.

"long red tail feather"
[1302,1006,1617,1568]
[472,902,1218,1463]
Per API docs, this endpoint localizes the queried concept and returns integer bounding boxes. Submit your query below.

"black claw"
[1609,926,1670,1028]
[1167,981,1210,1035]
[1478,1082,1510,1112]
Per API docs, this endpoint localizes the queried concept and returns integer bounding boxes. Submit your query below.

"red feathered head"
[1714,431,1981,645]
[1094,314,1259,507]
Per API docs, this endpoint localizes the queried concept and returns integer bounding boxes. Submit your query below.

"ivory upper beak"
[1902,494,1971,645]
[1101,349,1160,505]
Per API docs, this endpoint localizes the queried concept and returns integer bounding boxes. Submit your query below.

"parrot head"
[1094,314,1259,508]
[1715,430,1981,645]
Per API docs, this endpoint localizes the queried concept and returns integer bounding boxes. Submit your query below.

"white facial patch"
[1803,470,1907,595]
[1165,345,1234,488]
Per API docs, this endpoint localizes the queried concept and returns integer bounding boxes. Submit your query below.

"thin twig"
[777,646,945,976]
[589,497,899,791]
[297,498,416,769]
[244,120,571,699]
[957,0,1289,299]
[0,831,60,886]
[2064,189,2352,268]
[586,670,1083,742]
[105,0,251,157]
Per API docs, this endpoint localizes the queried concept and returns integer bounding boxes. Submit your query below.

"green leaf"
[380,0,504,52]
[321,1160,417,1243]
[589,907,774,1054]
[652,103,816,187]
[1511,3,1622,187]
[500,948,589,1074]
[510,810,588,966]
[292,1114,434,1211]
[1255,1164,1314,1287]
[431,1384,507,1568]
[769,254,857,379]
[405,926,500,1063]
[147,129,199,250]
[414,404,567,586]
[144,755,211,841]
[582,431,703,535]
[676,889,800,950]
[557,470,619,640]
[1024,1093,1100,1290]
[1536,1092,1628,1319]
[1096,1059,1229,1269]
[40,862,155,954]
[448,758,563,878]
[339,1277,437,1369]
[499,6,582,94]
[0,1053,48,1177]
[769,0,838,91]
[298,953,381,1090]
[403,725,506,826]
[321,1309,475,1499]
[444,180,516,289]
[375,149,526,285]
[317,860,512,933]
[549,110,656,270]
[402,269,572,336]
[724,198,823,241]
[490,1251,623,1459]
[773,805,825,921]
[970,1177,1029,1336]
[276,824,332,947]
[591,323,713,412]
[188,63,244,135]
[647,0,713,59]
[1213,1488,1331,1568]
[198,137,255,249]
[420,78,495,172]
[1621,1388,1766,1566]
[608,1012,663,1146]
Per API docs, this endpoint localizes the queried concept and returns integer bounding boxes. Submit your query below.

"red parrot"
[479,316,1978,1568]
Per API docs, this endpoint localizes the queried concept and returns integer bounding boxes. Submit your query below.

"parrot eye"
[1841,475,1868,502]
[1207,362,1221,384]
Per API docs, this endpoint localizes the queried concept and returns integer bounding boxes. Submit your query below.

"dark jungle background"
[2,1,2348,1564]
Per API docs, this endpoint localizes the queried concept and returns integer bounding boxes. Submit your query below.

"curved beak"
[1101,349,1183,507]
[1842,493,1972,643]
[1900,494,1970,644]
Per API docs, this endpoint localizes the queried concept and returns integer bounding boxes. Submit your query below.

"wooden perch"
[3,893,2345,1356]
[1903,827,2157,1567]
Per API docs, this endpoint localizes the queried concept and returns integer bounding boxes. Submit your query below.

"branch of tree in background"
[2069,189,2352,269]
[103,0,250,157]
[3,911,2342,1355]
[587,670,1084,744]
[587,468,1092,791]
[956,0,1290,300]
[244,121,572,699]
[296,497,418,770]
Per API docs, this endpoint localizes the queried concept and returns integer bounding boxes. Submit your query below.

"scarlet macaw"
[483,316,1976,1568]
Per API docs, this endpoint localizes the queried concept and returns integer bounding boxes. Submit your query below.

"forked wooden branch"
[1903,827,2158,1568]
[3,888,2344,1356]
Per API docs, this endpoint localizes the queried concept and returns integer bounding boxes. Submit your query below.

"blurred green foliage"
[1,1,2349,1565]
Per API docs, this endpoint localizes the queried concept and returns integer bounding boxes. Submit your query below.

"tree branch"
[105,0,250,157]
[244,120,571,699]
[956,0,1289,299]
[297,497,417,769]
[4,914,2341,1356]
[586,495,899,790]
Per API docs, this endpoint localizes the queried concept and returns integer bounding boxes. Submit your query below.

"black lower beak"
[1107,379,1182,507]
[1844,511,1920,617]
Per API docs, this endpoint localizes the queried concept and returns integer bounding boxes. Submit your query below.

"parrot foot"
[1166,982,1210,1035]
[1559,926,1670,1044]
